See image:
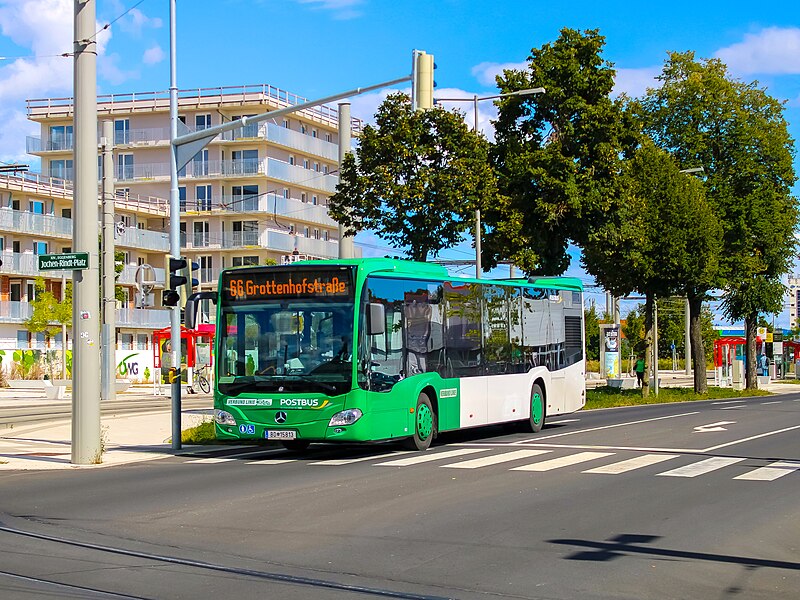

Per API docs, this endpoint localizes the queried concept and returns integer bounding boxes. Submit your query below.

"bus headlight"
[214,410,237,426]
[329,409,363,427]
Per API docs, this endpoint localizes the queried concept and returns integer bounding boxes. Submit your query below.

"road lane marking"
[510,451,614,472]
[376,448,487,466]
[583,454,680,474]
[734,461,800,481]
[712,400,745,405]
[516,412,699,443]
[442,449,551,469]
[246,459,297,465]
[702,424,800,452]
[548,419,580,424]
[656,457,746,477]
[719,406,745,410]
[310,452,414,466]
[187,450,280,464]
[694,421,736,433]
[760,401,782,405]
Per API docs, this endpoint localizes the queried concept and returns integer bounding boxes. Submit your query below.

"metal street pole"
[169,0,182,449]
[72,0,101,464]
[101,119,116,402]
[337,102,354,259]
[684,297,691,375]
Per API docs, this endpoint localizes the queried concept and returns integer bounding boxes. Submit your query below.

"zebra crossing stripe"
[510,451,614,472]
[583,454,680,474]
[246,459,298,465]
[310,452,414,466]
[442,449,551,469]
[376,448,487,466]
[733,461,800,481]
[656,456,746,477]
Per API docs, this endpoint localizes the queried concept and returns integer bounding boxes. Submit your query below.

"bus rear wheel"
[282,440,311,453]
[403,392,436,451]
[525,383,545,433]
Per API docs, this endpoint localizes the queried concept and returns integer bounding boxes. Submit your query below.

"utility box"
[732,359,744,390]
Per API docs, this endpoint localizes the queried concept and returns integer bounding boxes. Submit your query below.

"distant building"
[788,274,800,330]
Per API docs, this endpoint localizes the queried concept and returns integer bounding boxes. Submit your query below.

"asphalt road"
[1,393,798,599]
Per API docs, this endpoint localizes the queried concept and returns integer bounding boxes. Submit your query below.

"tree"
[638,52,798,389]
[328,93,497,261]
[26,278,72,378]
[485,28,636,275]
[582,140,722,394]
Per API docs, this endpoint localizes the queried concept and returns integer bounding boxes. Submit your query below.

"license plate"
[265,430,296,440]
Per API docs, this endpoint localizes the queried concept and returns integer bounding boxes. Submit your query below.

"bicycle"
[191,364,211,394]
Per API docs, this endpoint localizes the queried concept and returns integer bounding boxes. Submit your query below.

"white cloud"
[715,27,800,75]
[117,7,163,37]
[99,52,139,86]
[471,61,528,87]
[142,45,165,66]
[297,0,364,20]
[613,67,661,98]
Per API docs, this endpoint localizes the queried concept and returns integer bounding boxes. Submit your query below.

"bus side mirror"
[367,303,385,336]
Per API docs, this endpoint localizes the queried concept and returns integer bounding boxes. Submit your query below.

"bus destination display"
[222,269,352,302]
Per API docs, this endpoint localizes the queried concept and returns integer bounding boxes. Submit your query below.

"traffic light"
[163,257,187,307]
[413,50,435,111]
[180,260,200,306]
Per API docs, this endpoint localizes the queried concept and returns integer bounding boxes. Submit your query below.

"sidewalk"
[0,388,219,471]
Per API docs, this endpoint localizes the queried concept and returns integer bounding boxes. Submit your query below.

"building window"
[323,165,329,174]
[301,193,307,203]
[193,221,209,247]
[232,220,258,246]
[232,256,258,267]
[283,188,289,199]
[16,330,28,348]
[314,162,320,172]
[121,333,134,350]
[117,154,134,180]
[231,184,258,211]
[13,240,20,253]
[314,228,320,240]
[303,226,309,238]
[303,159,309,170]
[49,125,73,151]
[179,186,187,211]
[282,119,290,128]
[195,114,211,131]
[114,119,130,145]
[324,230,329,241]
[312,129,318,138]
[61,208,72,219]
[33,241,48,255]
[301,124,307,134]
[200,255,213,283]
[192,149,209,176]
[312,195,318,206]
[196,185,212,211]
[137,334,148,350]
[325,133,332,143]
[289,156,295,166]
[50,159,73,180]
[29,201,44,214]
[231,149,259,175]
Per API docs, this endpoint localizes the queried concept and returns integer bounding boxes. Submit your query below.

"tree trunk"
[744,315,758,390]
[642,294,653,398]
[688,293,707,394]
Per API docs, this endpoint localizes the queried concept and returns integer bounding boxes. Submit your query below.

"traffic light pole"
[169,0,182,450]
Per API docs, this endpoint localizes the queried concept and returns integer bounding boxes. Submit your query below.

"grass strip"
[586,385,769,409]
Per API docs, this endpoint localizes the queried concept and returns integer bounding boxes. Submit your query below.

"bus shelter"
[152,324,215,393]
[713,337,747,388]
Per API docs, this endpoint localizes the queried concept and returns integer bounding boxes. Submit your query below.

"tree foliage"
[485,28,636,275]
[25,278,71,337]
[637,52,798,388]
[328,93,497,261]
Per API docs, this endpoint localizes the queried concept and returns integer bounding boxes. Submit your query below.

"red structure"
[153,324,215,369]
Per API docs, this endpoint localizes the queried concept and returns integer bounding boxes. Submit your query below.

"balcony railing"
[266,123,338,161]
[117,159,266,181]
[221,231,261,248]
[0,253,64,278]
[0,301,33,323]
[0,209,72,238]
[26,135,73,153]
[117,227,170,252]
[267,158,338,193]
[117,308,171,328]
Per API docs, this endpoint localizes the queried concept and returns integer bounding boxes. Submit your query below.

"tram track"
[0,522,457,600]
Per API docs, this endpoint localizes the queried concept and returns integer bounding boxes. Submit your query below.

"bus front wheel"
[525,383,546,433]
[403,392,436,451]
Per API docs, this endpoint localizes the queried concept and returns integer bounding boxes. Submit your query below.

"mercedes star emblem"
[275,411,288,424]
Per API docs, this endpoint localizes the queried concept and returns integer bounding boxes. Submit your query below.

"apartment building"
[1,83,359,376]
[0,171,170,363]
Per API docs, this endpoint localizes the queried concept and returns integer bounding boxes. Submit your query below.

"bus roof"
[282,258,583,291]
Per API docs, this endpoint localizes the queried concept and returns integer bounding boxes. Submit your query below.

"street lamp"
[435,87,546,278]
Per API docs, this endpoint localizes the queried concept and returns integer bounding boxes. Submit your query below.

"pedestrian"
[634,356,645,387]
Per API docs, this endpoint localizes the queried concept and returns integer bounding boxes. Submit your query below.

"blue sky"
[0,0,798,326]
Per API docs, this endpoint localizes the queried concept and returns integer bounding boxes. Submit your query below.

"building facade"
[1,83,359,379]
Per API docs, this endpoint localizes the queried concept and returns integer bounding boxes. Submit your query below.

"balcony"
[267,158,338,193]
[115,127,170,147]
[0,209,72,239]
[221,230,261,249]
[117,308,171,329]
[26,135,73,153]
[0,252,64,278]
[0,301,33,323]
[266,123,338,161]
[117,227,170,252]
[117,159,266,182]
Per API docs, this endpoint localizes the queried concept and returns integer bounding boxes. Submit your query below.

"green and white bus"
[210,258,585,451]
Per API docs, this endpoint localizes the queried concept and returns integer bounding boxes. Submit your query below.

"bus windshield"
[218,300,355,396]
